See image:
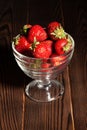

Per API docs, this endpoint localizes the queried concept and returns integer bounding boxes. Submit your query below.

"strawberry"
[51,53,65,66]
[32,40,53,58]
[55,38,72,55]
[14,35,31,56]
[41,63,50,68]
[47,21,66,40]
[27,25,48,43]
[20,24,32,36]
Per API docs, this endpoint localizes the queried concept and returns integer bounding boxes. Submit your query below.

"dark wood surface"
[0,0,87,130]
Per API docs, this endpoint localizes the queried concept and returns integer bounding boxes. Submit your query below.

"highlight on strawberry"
[27,24,48,43]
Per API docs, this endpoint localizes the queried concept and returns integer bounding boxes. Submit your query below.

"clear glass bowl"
[12,33,75,102]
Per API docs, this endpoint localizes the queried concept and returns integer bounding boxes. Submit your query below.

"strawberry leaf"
[51,26,66,39]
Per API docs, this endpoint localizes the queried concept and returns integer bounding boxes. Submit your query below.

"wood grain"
[62,0,87,129]
[0,0,87,130]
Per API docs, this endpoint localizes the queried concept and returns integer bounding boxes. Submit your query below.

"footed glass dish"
[12,33,74,102]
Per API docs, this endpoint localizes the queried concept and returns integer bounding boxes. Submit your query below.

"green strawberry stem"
[51,26,66,39]
[30,59,42,69]
[31,37,40,50]
[13,34,20,45]
[20,24,32,35]
[63,37,72,52]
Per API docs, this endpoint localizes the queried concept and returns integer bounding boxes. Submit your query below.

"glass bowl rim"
[12,33,75,60]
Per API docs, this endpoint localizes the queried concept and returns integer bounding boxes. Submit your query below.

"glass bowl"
[12,33,74,102]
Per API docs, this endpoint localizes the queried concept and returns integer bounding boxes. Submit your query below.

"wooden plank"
[62,0,87,129]
[0,38,25,130]
[62,68,75,130]
[24,94,63,130]
[23,69,75,130]
[0,0,27,129]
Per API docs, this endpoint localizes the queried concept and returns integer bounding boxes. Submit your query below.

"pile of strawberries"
[14,21,72,66]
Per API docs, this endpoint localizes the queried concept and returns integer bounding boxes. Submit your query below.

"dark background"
[0,0,87,130]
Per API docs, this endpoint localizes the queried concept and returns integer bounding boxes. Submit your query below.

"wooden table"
[0,0,87,130]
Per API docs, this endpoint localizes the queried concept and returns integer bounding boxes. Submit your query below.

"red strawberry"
[55,38,72,55]
[51,53,65,66]
[32,40,53,58]
[47,21,66,40]
[41,63,50,68]
[41,62,51,72]
[14,35,31,56]
[27,25,48,43]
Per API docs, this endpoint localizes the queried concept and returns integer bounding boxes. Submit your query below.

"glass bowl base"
[25,80,64,102]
